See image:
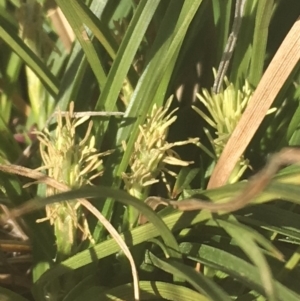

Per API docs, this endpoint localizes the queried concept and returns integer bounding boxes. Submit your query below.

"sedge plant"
[0,1,299,301]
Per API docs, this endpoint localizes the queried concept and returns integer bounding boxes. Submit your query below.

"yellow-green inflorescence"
[36,102,112,261]
[122,97,199,228]
[194,71,253,183]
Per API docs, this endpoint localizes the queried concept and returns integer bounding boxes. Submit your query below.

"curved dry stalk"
[143,147,300,215]
[0,164,140,301]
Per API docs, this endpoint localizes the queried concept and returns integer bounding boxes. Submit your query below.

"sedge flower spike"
[194,71,253,183]
[35,102,112,260]
[122,97,199,227]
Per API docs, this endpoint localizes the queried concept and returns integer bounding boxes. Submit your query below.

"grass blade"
[149,252,232,301]
[0,17,59,96]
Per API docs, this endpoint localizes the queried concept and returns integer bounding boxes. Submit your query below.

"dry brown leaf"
[208,16,300,189]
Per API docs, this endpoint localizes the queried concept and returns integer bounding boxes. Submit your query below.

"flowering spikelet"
[194,71,253,182]
[122,97,199,227]
[35,102,111,260]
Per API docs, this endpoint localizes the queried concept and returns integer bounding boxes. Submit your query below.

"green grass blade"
[69,0,118,60]
[0,17,59,96]
[74,281,210,301]
[237,205,300,243]
[95,0,160,116]
[53,1,108,112]
[54,40,89,113]
[149,252,232,301]
[215,219,276,301]
[180,243,300,301]
[55,0,107,89]
[248,0,274,86]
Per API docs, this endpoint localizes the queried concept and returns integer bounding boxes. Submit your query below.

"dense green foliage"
[0,0,300,300]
